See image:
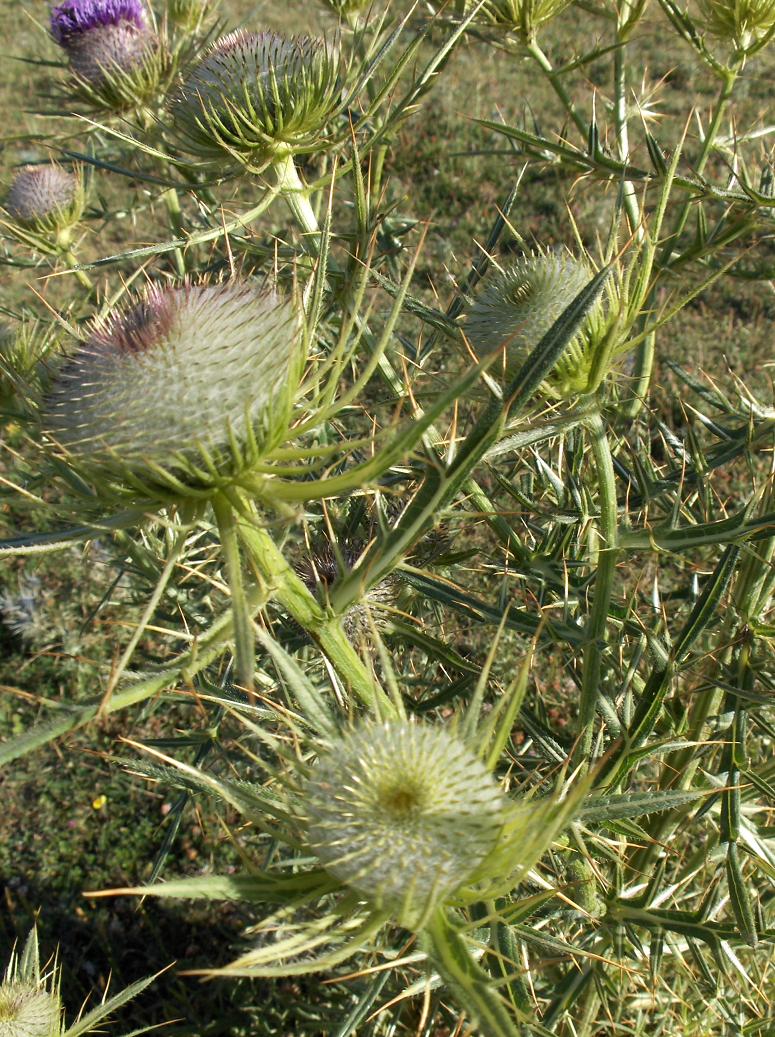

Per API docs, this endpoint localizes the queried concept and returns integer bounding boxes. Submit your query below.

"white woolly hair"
[304,720,505,926]
[44,282,301,476]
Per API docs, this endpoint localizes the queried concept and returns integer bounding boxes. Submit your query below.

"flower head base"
[170,30,345,170]
[43,282,304,501]
[696,0,775,47]
[4,165,84,238]
[465,253,609,399]
[303,720,505,928]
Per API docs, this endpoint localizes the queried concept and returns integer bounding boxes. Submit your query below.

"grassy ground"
[0,0,773,1033]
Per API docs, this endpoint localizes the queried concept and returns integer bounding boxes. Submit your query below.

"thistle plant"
[1,0,774,1034]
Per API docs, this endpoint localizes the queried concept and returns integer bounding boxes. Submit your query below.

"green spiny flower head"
[0,983,61,1037]
[303,719,506,928]
[465,252,611,399]
[696,0,775,47]
[43,281,304,502]
[3,164,84,238]
[169,29,345,170]
[480,0,574,39]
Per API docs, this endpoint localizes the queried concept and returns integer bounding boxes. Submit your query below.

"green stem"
[60,248,94,292]
[577,410,619,762]
[422,910,521,1037]
[625,68,738,416]
[236,516,396,717]
[527,40,587,140]
[613,35,641,235]
[273,154,323,255]
[161,187,187,277]
[212,493,255,694]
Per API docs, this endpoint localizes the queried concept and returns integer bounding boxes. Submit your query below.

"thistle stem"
[235,517,397,717]
[577,409,619,762]
[526,40,587,140]
[161,187,187,277]
[422,910,521,1037]
[273,154,323,255]
[626,68,738,416]
[612,32,641,236]
[212,493,255,695]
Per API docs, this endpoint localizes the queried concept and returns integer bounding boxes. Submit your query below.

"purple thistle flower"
[50,0,146,46]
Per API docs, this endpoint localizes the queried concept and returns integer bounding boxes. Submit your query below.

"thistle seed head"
[4,165,84,235]
[0,981,61,1037]
[43,282,303,495]
[170,30,344,168]
[304,720,505,927]
[696,0,775,45]
[465,252,604,398]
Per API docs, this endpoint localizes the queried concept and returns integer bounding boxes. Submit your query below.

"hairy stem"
[236,515,396,717]
[212,493,255,695]
[577,410,620,762]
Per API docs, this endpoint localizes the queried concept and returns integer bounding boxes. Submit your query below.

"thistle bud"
[4,164,84,238]
[0,981,61,1037]
[696,0,775,48]
[303,720,505,927]
[169,30,344,169]
[481,0,574,39]
[465,252,605,399]
[43,282,304,499]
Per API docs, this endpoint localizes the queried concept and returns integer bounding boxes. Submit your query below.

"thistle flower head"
[0,982,61,1037]
[43,281,304,500]
[303,720,505,927]
[4,165,84,236]
[170,29,345,169]
[696,0,775,46]
[50,0,146,44]
[465,252,609,399]
[50,0,167,110]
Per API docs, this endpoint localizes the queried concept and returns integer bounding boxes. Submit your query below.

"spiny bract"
[43,282,302,493]
[696,0,775,44]
[169,30,344,168]
[303,720,505,926]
